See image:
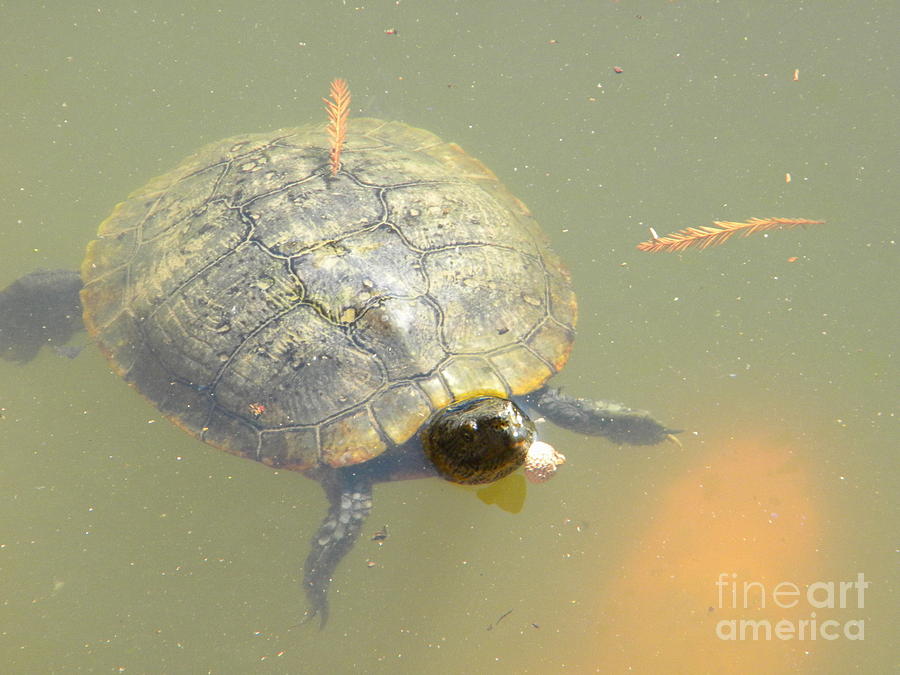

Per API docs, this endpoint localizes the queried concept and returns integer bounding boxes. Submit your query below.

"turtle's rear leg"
[0,270,83,362]
[302,468,373,628]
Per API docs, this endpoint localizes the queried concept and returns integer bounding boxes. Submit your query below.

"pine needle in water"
[323,78,351,176]
[636,217,825,253]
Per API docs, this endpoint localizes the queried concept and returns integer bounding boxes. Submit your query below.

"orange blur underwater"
[588,437,833,673]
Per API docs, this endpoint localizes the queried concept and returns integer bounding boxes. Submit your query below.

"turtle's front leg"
[301,468,373,628]
[524,386,679,446]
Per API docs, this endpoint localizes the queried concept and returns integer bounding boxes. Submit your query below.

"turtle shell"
[80,118,577,471]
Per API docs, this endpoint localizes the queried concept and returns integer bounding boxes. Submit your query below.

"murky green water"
[2,1,896,672]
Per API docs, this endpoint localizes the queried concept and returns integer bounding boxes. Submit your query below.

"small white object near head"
[523,441,566,484]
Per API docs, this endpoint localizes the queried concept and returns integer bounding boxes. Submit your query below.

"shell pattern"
[81,119,577,472]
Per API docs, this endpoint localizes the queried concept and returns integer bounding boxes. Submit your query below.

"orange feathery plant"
[323,78,351,176]
[636,217,825,253]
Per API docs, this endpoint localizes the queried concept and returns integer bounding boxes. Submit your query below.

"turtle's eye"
[508,421,532,446]
[421,396,536,485]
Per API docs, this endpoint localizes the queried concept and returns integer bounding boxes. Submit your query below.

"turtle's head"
[421,396,535,485]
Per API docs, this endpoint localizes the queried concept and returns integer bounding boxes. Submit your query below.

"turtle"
[0,83,676,626]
